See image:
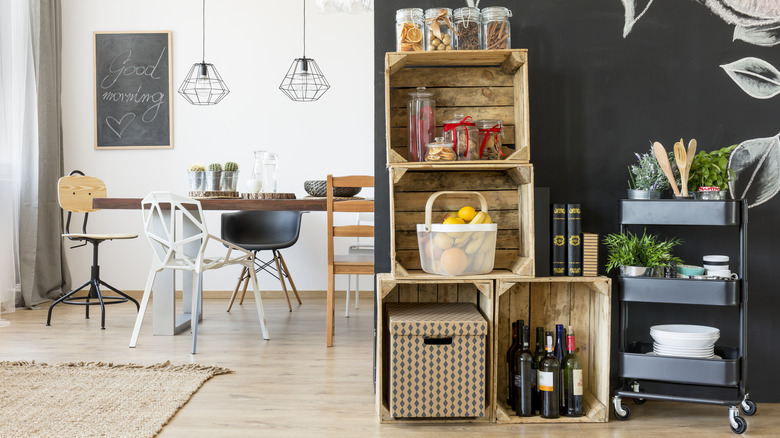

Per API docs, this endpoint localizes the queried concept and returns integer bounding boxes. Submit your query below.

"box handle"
[423,337,453,345]
[423,191,489,231]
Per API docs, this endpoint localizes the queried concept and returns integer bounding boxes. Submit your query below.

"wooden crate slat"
[389,86,515,108]
[439,283,458,302]
[395,229,520,251]
[393,169,519,191]
[390,66,514,88]
[393,209,520,231]
[390,125,516,147]
[389,106,515,128]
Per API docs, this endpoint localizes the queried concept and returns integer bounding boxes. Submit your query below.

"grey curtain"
[18,0,70,307]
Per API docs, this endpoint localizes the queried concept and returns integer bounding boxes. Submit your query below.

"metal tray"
[619,342,740,387]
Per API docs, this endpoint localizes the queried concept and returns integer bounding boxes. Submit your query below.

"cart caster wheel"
[741,399,757,416]
[730,416,747,434]
[614,404,631,421]
[633,397,647,405]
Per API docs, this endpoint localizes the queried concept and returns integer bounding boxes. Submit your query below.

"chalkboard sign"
[93,31,172,149]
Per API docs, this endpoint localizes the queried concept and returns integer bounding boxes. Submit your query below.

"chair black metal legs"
[47,240,139,329]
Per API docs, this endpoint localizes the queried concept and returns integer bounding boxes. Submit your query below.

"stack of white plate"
[650,324,720,358]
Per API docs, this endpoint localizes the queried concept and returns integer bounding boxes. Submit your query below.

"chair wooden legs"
[326,265,335,347]
[129,270,157,348]
[277,251,302,305]
[227,266,247,312]
[248,265,269,340]
[274,252,293,312]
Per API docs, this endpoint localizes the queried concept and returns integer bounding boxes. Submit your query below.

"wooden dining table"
[93,197,326,336]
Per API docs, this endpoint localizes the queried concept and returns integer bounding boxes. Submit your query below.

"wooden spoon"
[674,141,688,197]
[653,141,680,197]
[686,139,697,190]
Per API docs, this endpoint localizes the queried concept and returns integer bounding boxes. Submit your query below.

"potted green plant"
[627,149,677,199]
[187,163,205,191]
[688,145,737,199]
[222,161,239,192]
[206,162,222,191]
[603,229,683,277]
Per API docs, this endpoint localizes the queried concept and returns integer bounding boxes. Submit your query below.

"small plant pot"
[205,171,222,191]
[187,171,205,191]
[222,171,239,191]
[620,265,651,277]
[627,189,661,200]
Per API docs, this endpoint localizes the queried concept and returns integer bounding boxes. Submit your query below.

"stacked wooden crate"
[377,49,611,425]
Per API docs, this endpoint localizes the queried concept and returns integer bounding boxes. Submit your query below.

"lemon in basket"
[443,216,465,225]
[458,206,477,222]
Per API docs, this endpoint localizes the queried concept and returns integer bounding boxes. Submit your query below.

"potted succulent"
[222,161,239,192]
[187,163,205,191]
[206,162,222,191]
[603,229,683,277]
[627,148,677,199]
[688,145,736,199]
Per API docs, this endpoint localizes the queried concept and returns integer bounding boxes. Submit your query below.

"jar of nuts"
[443,114,479,161]
[482,6,512,50]
[424,137,456,162]
[396,8,424,52]
[424,8,454,51]
[476,119,505,160]
[453,7,481,51]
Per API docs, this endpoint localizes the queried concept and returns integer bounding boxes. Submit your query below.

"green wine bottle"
[513,324,534,416]
[532,326,544,415]
[539,330,560,419]
[562,325,584,416]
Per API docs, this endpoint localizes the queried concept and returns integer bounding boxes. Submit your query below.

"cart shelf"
[619,342,741,387]
[618,277,740,306]
[619,199,741,226]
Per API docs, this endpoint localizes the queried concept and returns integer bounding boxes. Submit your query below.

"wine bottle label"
[539,371,554,391]
[573,369,583,396]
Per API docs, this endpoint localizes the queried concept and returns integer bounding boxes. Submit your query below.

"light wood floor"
[0,294,773,437]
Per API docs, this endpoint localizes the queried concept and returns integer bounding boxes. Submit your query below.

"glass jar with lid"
[443,114,478,160]
[453,7,481,50]
[408,87,436,162]
[425,137,456,162]
[396,8,424,52]
[476,119,505,160]
[424,8,454,51]
[482,6,512,50]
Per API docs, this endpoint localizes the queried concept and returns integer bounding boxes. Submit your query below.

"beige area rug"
[0,361,232,437]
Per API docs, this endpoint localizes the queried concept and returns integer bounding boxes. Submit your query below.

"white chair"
[345,212,374,317]
[129,192,269,354]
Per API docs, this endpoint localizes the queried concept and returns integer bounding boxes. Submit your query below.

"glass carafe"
[248,151,279,193]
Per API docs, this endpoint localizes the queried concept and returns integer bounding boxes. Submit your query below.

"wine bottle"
[532,326,545,415]
[506,321,519,409]
[539,330,561,419]
[562,325,584,417]
[513,324,534,416]
[554,323,566,411]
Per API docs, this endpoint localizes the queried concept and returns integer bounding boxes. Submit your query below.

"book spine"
[567,204,582,276]
[552,204,567,276]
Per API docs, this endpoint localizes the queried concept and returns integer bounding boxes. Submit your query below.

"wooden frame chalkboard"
[93,31,173,149]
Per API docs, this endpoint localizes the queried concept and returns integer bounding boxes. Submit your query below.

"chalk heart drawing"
[106,113,136,138]
[729,132,780,208]
[621,0,780,45]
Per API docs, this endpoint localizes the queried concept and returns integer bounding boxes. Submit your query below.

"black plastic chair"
[221,210,305,312]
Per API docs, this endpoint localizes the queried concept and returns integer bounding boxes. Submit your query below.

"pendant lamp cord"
[201,0,206,63]
[302,0,306,58]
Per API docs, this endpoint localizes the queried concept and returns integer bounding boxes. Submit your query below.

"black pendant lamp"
[279,0,330,102]
[179,0,229,105]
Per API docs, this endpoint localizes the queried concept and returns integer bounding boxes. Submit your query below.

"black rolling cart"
[612,199,755,434]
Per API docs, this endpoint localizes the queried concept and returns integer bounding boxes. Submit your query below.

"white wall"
[61,0,374,292]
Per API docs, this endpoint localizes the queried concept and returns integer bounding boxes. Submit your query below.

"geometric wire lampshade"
[279,57,330,102]
[179,62,230,105]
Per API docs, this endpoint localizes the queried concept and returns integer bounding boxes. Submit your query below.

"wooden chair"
[48,170,139,329]
[326,175,374,346]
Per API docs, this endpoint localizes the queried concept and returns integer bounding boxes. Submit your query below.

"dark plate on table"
[304,180,361,198]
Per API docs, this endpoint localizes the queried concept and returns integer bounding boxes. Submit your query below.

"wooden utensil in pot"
[653,141,681,197]
[686,139,697,190]
[674,141,688,197]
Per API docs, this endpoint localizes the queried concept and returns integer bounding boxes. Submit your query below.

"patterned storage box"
[387,302,488,418]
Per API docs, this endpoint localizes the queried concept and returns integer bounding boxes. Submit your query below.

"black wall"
[375,1,780,402]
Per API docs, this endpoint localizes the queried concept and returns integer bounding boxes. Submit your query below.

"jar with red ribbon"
[476,119,505,160]
[443,113,478,161]
[408,87,436,162]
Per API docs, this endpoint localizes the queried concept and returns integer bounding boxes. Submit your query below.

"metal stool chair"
[47,170,139,329]
[221,210,305,312]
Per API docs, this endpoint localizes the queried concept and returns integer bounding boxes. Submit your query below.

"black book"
[552,204,567,276]
[567,204,582,276]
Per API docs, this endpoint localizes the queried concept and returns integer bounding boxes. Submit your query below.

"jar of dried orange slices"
[396,8,424,52]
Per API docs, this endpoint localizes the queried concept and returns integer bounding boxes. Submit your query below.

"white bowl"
[650,324,720,348]
[651,324,720,336]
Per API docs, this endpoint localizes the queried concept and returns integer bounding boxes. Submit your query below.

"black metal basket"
[304,180,361,198]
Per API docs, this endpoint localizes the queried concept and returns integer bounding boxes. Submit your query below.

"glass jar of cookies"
[443,114,478,160]
[476,119,504,160]
[425,137,456,162]
[396,8,424,52]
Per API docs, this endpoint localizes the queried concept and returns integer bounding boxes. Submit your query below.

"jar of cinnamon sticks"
[481,6,512,50]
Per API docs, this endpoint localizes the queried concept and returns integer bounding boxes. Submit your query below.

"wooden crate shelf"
[375,274,494,423]
[385,49,530,164]
[389,164,534,278]
[493,276,612,424]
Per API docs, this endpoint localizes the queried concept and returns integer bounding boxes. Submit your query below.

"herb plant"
[628,149,677,191]
[688,145,737,191]
[603,229,683,273]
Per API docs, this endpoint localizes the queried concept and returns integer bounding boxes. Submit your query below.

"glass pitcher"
[251,151,278,193]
